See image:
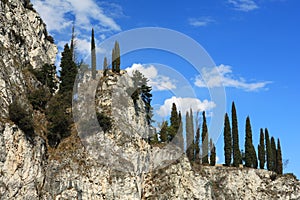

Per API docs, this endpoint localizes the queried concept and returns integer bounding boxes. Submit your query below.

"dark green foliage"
[28,87,50,111]
[276,139,283,174]
[202,111,209,164]
[210,138,216,166]
[112,48,116,72]
[59,44,78,97]
[96,112,112,133]
[258,129,265,169]
[159,121,168,143]
[195,127,200,164]
[245,116,254,167]
[31,63,58,94]
[252,144,258,169]
[265,128,272,171]
[224,113,232,166]
[103,57,108,76]
[232,102,241,167]
[150,132,159,145]
[270,137,277,172]
[9,100,34,139]
[46,94,71,147]
[91,28,96,79]
[169,103,179,141]
[186,110,195,162]
[111,41,120,73]
[177,111,184,151]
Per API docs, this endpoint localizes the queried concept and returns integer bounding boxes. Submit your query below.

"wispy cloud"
[228,0,259,12]
[126,63,177,91]
[194,64,272,91]
[189,17,215,27]
[157,96,216,117]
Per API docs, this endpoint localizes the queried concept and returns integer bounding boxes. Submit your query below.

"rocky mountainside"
[0,0,300,199]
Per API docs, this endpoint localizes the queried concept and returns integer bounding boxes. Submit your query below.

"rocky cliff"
[0,0,300,199]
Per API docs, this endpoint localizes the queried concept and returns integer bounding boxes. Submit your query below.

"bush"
[96,112,112,133]
[28,87,50,111]
[9,100,34,139]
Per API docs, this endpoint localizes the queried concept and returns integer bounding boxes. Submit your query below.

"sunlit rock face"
[0,0,300,199]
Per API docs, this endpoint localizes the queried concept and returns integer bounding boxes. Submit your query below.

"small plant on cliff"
[96,112,112,133]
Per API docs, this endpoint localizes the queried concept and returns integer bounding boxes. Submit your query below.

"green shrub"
[28,87,50,111]
[9,100,34,139]
[96,112,112,133]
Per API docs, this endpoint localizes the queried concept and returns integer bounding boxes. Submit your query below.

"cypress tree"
[276,138,283,174]
[224,113,232,166]
[169,103,179,141]
[232,102,241,167]
[195,127,200,164]
[160,121,168,143]
[70,23,76,62]
[112,48,116,72]
[265,128,272,171]
[103,57,108,76]
[258,128,265,169]
[178,111,184,151]
[270,137,277,172]
[115,41,120,73]
[91,28,96,79]
[202,111,209,164]
[252,144,258,169]
[210,138,216,166]
[186,110,195,162]
[59,43,78,103]
[245,116,253,167]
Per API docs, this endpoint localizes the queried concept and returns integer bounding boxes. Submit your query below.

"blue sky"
[32,0,300,177]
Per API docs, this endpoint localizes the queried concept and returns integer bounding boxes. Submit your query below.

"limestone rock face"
[0,0,300,199]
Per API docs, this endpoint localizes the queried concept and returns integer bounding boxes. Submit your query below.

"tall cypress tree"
[276,138,283,174]
[186,110,194,162]
[59,43,78,102]
[265,128,272,171]
[115,41,120,73]
[224,113,232,166]
[178,111,184,151]
[195,127,200,164]
[112,48,116,72]
[258,128,265,169]
[160,121,168,143]
[252,144,258,169]
[103,57,108,76]
[169,103,179,141]
[270,137,277,172]
[202,111,209,164]
[232,102,241,167]
[91,28,96,79]
[245,116,254,167]
[210,138,216,166]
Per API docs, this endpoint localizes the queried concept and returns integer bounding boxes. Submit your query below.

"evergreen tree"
[186,110,195,161]
[258,128,265,169]
[59,43,78,100]
[103,57,108,76]
[114,41,120,73]
[195,127,200,164]
[265,128,272,171]
[210,138,216,166]
[276,138,283,174]
[245,116,254,168]
[32,63,58,94]
[232,102,241,167]
[252,144,258,169]
[224,113,232,166]
[271,137,277,172]
[169,103,179,141]
[160,121,168,143]
[91,28,96,79]
[202,111,209,164]
[70,23,76,62]
[178,111,184,151]
[112,48,116,72]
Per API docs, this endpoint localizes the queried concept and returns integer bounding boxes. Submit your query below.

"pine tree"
[271,137,277,172]
[91,28,96,79]
[160,121,168,143]
[224,113,232,166]
[195,127,200,164]
[59,43,78,102]
[114,41,120,73]
[169,103,179,141]
[210,138,216,166]
[265,128,272,171]
[232,102,241,167]
[103,57,108,76]
[32,63,58,94]
[258,128,265,169]
[202,111,209,164]
[245,116,254,168]
[276,138,283,174]
[70,23,76,62]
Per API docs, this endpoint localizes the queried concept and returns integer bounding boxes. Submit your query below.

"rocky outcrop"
[0,0,300,199]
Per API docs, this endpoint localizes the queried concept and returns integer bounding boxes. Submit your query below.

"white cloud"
[157,96,216,117]
[194,64,272,91]
[125,63,177,91]
[32,0,121,32]
[228,0,259,12]
[189,17,215,27]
